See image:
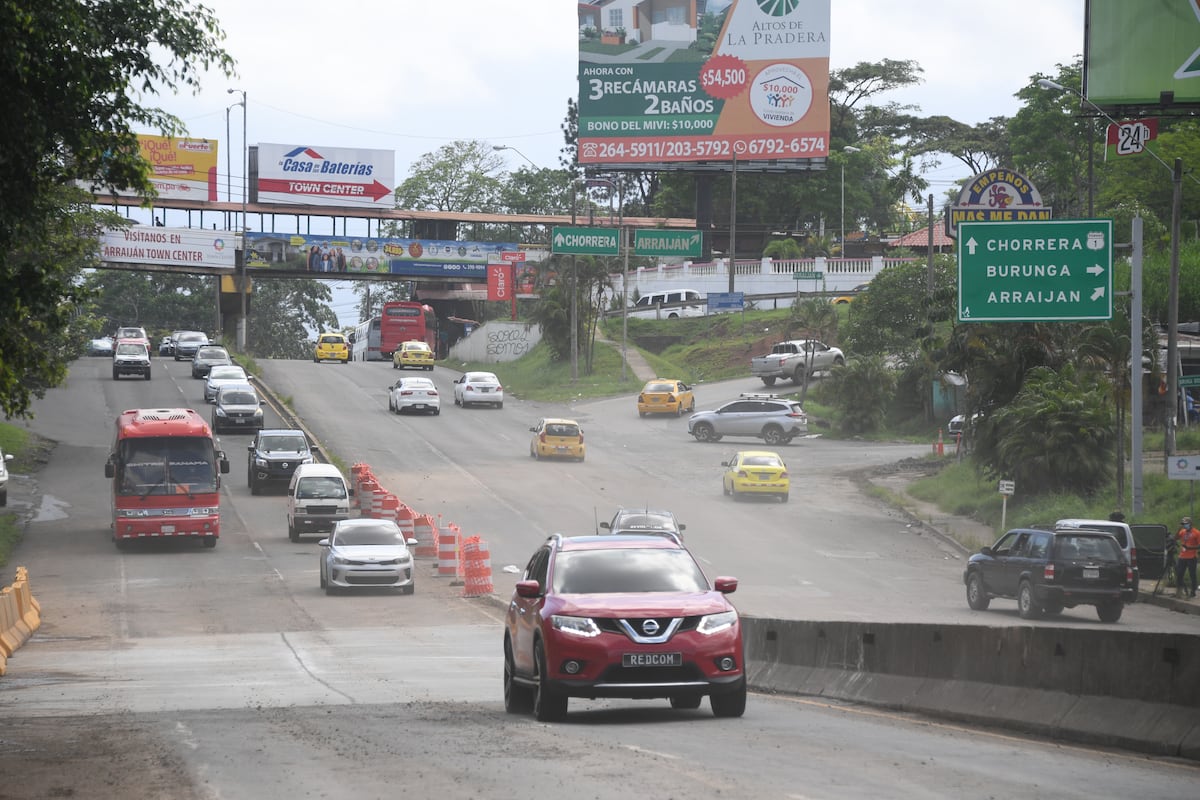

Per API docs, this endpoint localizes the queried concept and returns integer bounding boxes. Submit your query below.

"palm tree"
[789,298,839,403]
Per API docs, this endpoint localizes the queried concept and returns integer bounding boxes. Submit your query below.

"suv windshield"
[261,435,307,452]
[553,548,707,594]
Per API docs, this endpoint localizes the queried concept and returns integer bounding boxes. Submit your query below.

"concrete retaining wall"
[743,618,1200,760]
[447,321,542,364]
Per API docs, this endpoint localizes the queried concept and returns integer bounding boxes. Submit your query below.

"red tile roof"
[891,223,955,249]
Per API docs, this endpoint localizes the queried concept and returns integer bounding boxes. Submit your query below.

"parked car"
[627,288,706,320]
[598,508,685,540]
[314,332,350,363]
[503,533,745,721]
[204,364,249,403]
[963,527,1131,622]
[87,336,115,357]
[637,378,695,417]
[688,393,807,445]
[319,518,417,595]
[211,383,264,434]
[393,340,434,370]
[722,450,790,502]
[454,371,504,408]
[387,376,441,415]
[1053,518,1139,601]
[173,331,209,360]
[112,339,151,381]
[192,345,232,379]
[246,429,313,495]
[751,340,845,386]
[529,418,585,461]
[0,446,13,506]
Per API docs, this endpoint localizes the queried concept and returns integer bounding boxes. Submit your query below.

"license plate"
[1083,567,1099,579]
[555,446,569,452]
[161,525,175,534]
[480,387,491,393]
[233,418,246,424]
[413,404,426,409]
[623,652,682,667]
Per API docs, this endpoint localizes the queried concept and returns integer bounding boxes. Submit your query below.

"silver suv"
[687,393,807,445]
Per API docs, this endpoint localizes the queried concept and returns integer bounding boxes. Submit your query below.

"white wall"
[447,321,542,364]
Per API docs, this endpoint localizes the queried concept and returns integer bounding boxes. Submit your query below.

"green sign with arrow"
[957,219,1113,322]
[633,229,702,258]
[551,226,619,256]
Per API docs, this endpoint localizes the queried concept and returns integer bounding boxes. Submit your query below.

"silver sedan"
[318,519,418,595]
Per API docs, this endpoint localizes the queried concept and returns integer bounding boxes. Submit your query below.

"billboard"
[1086,0,1200,108]
[577,0,830,168]
[244,232,515,279]
[99,226,235,269]
[945,168,1051,237]
[99,135,219,202]
[255,143,395,208]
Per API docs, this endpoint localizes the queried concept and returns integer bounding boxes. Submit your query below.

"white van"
[628,289,705,319]
[287,463,353,542]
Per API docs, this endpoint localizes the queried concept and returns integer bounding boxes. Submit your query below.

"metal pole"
[225,105,232,228]
[927,194,934,296]
[840,160,845,256]
[240,91,248,352]
[1166,158,1183,458]
[620,182,627,382]
[727,151,737,293]
[1132,215,1144,514]
[570,180,578,382]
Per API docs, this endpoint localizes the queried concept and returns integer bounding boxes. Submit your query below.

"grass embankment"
[0,425,36,568]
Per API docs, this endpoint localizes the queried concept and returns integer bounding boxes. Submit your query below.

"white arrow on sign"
[966,237,979,255]
[553,232,565,246]
[1087,264,1105,276]
[1091,286,1106,301]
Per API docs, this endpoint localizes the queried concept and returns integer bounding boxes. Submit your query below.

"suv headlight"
[697,610,738,635]
[551,615,602,638]
[215,407,227,417]
[253,408,263,418]
[255,457,268,468]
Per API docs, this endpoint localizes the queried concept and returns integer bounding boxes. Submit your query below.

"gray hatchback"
[688,393,807,445]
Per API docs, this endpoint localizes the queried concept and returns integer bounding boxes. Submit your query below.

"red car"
[503,533,745,721]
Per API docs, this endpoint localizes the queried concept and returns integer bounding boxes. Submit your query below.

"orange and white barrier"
[460,537,493,597]
[394,502,416,543]
[376,492,400,522]
[0,568,41,673]
[437,523,461,579]
[413,514,438,559]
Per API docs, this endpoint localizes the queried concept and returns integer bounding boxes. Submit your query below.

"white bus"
[350,316,384,361]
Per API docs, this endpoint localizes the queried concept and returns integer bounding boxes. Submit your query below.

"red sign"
[487,263,510,301]
[500,251,526,262]
[1105,118,1158,160]
[257,177,392,202]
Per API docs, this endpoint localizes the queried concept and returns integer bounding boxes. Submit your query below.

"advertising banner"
[946,168,1051,237]
[1086,0,1200,108]
[255,143,395,208]
[99,226,235,269]
[99,135,219,201]
[244,232,515,278]
[577,0,830,167]
[487,263,512,302]
[1104,118,1159,161]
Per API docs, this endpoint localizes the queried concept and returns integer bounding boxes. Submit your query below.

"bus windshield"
[116,437,218,496]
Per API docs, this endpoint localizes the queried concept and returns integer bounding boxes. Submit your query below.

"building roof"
[890,222,955,250]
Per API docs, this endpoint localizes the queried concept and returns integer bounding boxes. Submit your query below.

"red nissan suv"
[503,533,745,721]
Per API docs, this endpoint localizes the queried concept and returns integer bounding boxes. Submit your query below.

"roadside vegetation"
[0,425,40,567]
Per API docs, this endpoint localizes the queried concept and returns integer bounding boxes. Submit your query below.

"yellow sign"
[135,134,220,202]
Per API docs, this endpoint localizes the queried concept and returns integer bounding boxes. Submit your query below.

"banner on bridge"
[99,226,235,269]
[255,143,395,208]
[244,232,516,279]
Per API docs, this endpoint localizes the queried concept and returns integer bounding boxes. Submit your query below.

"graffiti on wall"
[485,326,535,358]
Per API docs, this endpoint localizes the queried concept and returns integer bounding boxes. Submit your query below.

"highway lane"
[3,355,1198,797]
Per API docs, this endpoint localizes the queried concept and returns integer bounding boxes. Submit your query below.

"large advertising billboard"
[244,232,515,279]
[255,143,395,208]
[577,0,830,168]
[1086,0,1200,108]
[99,226,235,269]
[99,135,220,202]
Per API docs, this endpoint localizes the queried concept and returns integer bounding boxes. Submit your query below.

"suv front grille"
[597,663,705,684]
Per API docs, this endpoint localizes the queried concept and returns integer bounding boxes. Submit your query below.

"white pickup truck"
[751,340,845,386]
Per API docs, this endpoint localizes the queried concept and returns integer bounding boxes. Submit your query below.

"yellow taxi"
[637,378,695,417]
[313,332,350,363]
[722,450,789,502]
[393,340,434,370]
[529,418,586,462]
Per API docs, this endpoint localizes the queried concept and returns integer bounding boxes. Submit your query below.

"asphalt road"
[1,355,1196,798]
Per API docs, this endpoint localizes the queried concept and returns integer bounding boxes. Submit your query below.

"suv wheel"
[966,572,990,610]
[762,425,786,446]
[1017,580,1042,619]
[504,638,534,714]
[761,376,776,387]
[1096,599,1123,623]
[710,682,747,718]
[249,474,261,496]
[533,641,567,722]
[692,422,717,443]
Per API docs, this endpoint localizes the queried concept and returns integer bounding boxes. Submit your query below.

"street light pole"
[228,88,248,351]
[492,144,537,169]
[840,145,861,256]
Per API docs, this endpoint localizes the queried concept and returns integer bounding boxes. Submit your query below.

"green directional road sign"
[1180,375,1200,389]
[551,226,619,256]
[633,229,702,258]
[958,219,1113,322]
[792,271,824,280]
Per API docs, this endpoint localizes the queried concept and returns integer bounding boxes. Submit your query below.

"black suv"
[599,508,685,540]
[246,429,313,495]
[964,528,1131,623]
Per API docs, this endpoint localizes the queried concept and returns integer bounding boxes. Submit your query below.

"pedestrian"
[1174,516,1200,598]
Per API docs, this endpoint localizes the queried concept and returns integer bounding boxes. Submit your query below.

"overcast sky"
[138,0,1087,325]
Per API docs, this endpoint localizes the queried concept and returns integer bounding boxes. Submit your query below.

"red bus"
[379,301,437,357]
[104,408,230,549]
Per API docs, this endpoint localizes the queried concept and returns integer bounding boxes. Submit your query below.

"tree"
[352,281,409,324]
[248,279,338,360]
[0,0,233,418]
[843,256,955,363]
[80,269,217,337]
[788,298,839,403]
[828,356,895,435]
[393,140,505,213]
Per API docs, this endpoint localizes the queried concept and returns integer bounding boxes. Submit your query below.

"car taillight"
[668,393,677,402]
[787,412,803,418]
[736,470,749,478]
[779,471,789,478]
[1126,566,1134,583]
[539,433,547,443]
[401,390,412,395]
[578,432,584,443]
[638,394,646,402]
[1043,563,1055,581]
[429,390,438,396]
[466,385,474,392]
[496,384,503,391]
